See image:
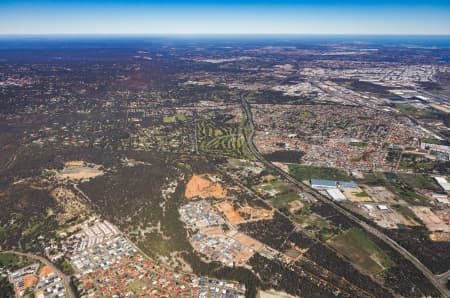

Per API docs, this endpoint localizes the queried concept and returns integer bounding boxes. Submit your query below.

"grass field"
[328,228,393,275]
[176,113,187,121]
[163,116,177,123]
[288,164,351,182]
[349,141,368,148]
[422,138,447,145]
[318,228,336,241]
[271,191,299,210]
[264,180,291,193]
[0,253,34,271]
[293,212,330,230]
[354,191,369,197]
[299,111,314,120]
[257,180,300,211]
[0,253,13,266]
[163,113,186,123]
[395,104,436,118]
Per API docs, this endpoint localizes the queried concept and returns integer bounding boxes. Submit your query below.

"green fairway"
[197,120,251,158]
[163,113,186,123]
[349,141,368,147]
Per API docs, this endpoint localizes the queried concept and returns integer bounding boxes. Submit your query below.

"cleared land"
[215,201,274,224]
[258,290,297,298]
[57,161,103,180]
[184,174,227,199]
[215,201,243,224]
[410,206,450,233]
[359,172,432,206]
[342,188,373,202]
[231,232,264,251]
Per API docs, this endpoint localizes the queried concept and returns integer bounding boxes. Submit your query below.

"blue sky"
[0,0,449,35]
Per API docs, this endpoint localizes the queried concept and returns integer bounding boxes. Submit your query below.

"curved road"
[2,250,76,298]
[240,94,449,298]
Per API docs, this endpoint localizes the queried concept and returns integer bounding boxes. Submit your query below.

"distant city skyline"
[1,0,450,35]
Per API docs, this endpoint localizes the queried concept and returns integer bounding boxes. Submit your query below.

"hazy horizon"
[1,0,450,35]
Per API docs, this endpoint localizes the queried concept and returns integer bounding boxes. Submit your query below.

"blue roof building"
[310,179,358,189]
[310,179,337,189]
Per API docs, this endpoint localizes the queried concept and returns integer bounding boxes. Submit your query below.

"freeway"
[2,250,76,298]
[240,93,450,298]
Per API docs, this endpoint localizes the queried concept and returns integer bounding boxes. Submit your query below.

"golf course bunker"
[185,174,227,199]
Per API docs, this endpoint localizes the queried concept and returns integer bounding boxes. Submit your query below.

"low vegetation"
[288,164,351,181]
[328,228,393,275]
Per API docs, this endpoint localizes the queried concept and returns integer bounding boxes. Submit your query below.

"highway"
[2,250,76,298]
[240,93,449,298]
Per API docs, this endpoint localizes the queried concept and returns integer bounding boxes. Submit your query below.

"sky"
[0,0,450,35]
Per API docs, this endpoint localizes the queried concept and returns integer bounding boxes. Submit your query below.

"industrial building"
[434,176,450,192]
[310,179,338,189]
[310,179,358,190]
[326,188,347,202]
